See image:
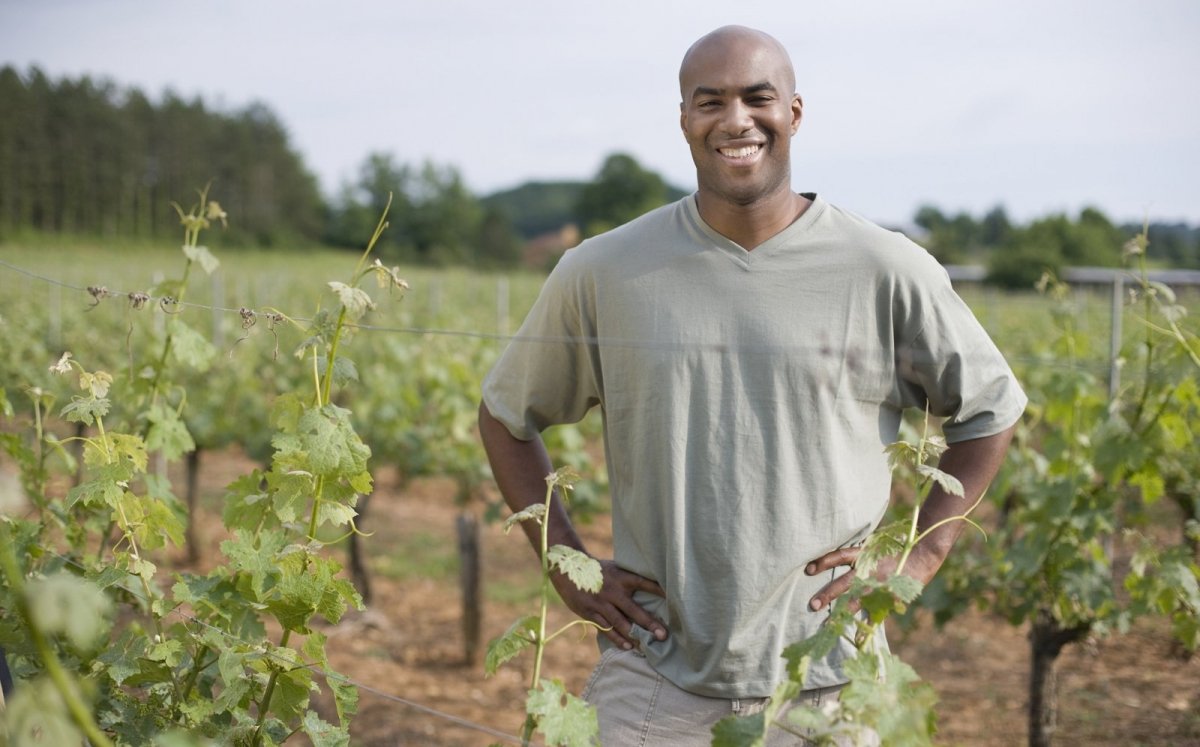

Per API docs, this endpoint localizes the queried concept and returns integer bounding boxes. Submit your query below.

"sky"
[2,0,1198,228]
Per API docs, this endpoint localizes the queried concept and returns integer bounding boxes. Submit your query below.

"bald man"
[480,25,1024,745]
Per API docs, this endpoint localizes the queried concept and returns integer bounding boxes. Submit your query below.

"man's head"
[678,26,802,208]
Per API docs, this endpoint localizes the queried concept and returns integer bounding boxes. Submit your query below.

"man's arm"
[478,402,667,649]
[805,423,1017,610]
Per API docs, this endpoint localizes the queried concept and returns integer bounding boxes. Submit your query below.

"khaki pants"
[582,647,875,746]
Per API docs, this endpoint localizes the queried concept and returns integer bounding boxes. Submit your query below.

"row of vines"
[0,194,1197,746]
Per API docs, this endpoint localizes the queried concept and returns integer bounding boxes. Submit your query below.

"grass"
[369,530,459,581]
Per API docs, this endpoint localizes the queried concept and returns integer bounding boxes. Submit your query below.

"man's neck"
[695,189,811,251]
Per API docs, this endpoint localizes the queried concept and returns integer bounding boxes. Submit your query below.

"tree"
[0,66,325,245]
[979,205,1012,248]
[407,161,483,265]
[986,208,1123,289]
[575,153,670,237]
[475,206,523,267]
[913,204,978,264]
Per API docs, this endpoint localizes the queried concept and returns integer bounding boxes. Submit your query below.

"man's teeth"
[720,145,760,158]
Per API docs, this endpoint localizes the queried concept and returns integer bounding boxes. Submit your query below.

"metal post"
[1108,274,1123,402]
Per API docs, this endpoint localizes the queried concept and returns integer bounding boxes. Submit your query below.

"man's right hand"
[553,559,669,650]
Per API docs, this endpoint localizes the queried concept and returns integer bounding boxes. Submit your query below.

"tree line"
[0,66,324,246]
[915,204,1200,287]
[2,65,1197,280]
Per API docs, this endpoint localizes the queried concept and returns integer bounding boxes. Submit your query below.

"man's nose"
[719,100,754,135]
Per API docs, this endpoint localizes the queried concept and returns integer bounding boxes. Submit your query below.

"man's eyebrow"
[690,82,778,99]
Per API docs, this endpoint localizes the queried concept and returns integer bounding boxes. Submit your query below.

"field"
[1,239,1198,746]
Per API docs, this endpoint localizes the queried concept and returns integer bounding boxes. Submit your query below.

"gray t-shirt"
[482,194,1026,697]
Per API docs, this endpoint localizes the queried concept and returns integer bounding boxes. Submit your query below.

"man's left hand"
[803,543,942,612]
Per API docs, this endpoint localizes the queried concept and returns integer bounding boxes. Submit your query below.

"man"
[479,25,1025,745]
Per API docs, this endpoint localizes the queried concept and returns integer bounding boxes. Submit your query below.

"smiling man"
[479,25,1026,745]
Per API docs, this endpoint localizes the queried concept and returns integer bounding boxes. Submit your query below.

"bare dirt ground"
[176,448,1200,746]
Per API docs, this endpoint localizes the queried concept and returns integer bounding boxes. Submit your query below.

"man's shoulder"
[816,198,944,282]
[566,197,691,262]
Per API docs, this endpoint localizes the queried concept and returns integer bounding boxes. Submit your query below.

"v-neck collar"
[684,192,825,268]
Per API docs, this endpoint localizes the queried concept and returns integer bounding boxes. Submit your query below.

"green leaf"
[123,489,187,550]
[66,465,126,509]
[1129,468,1165,504]
[317,499,357,529]
[297,405,371,478]
[26,572,112,651]
[221,528,287,601]
[504,503,547,533]
[485,614,539,675]
[317,355,359,387]
[265,467,314,524]
[146,403,196,461]
[855,521,907,577]
[168,317,216,371]
[4,677,82,747]
[147,638,185,667]
[916,463,964,497]
[303,711,350,747]
[329,676,359,725]
[547,545,603,593]
[215,646,255,713]
[527,678,599,747]
[223,470,273,529]
[328,281,375,320]
[272,666,315,723]
[712,679,803,747]
[782,626,839,680]
[183,244,220,274]
[711,712,767,747]
[884,440,920,471]
[97,630,146,686]
[60,394,110,425]
[545,466,582,491]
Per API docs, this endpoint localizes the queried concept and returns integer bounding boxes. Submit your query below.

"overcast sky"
[2,0,1198,227]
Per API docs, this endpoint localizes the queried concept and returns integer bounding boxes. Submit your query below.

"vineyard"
[0,201,1198,746]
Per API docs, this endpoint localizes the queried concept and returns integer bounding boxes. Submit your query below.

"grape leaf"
[527,678,599,747]
[485,614,539,676]
[547,545,602,593]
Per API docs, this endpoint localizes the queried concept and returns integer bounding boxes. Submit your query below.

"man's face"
[679,35,802,207]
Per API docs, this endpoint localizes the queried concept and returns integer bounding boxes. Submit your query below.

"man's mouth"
[718,144,762,160]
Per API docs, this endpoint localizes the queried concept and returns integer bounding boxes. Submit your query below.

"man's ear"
[791,94,803,135]
[679,102,687,136]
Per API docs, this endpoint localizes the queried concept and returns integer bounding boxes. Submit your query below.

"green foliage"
[327,153,519,266]
[917,233,1200,742]
[986,208,1125,288]
[0,191,402,745]
[526,678,599,747]
[576,153,675,238]
[0,65,324,246]
[547,545,603,594]
[482,181,587,238]
[486,466,602,746]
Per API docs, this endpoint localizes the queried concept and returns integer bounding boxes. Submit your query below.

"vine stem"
[181,645,214,702]
[253,629,293,745]
[522,478,557,747]
[0,527,115,747]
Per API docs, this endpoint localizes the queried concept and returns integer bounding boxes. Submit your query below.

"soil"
[32,447,1200,746]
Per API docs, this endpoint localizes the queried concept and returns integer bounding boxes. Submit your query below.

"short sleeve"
[894,275,1027,443]
[481,253,603,441]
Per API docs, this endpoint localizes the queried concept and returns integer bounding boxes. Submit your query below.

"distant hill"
[483,179,690,240]
[482,181,586,239]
